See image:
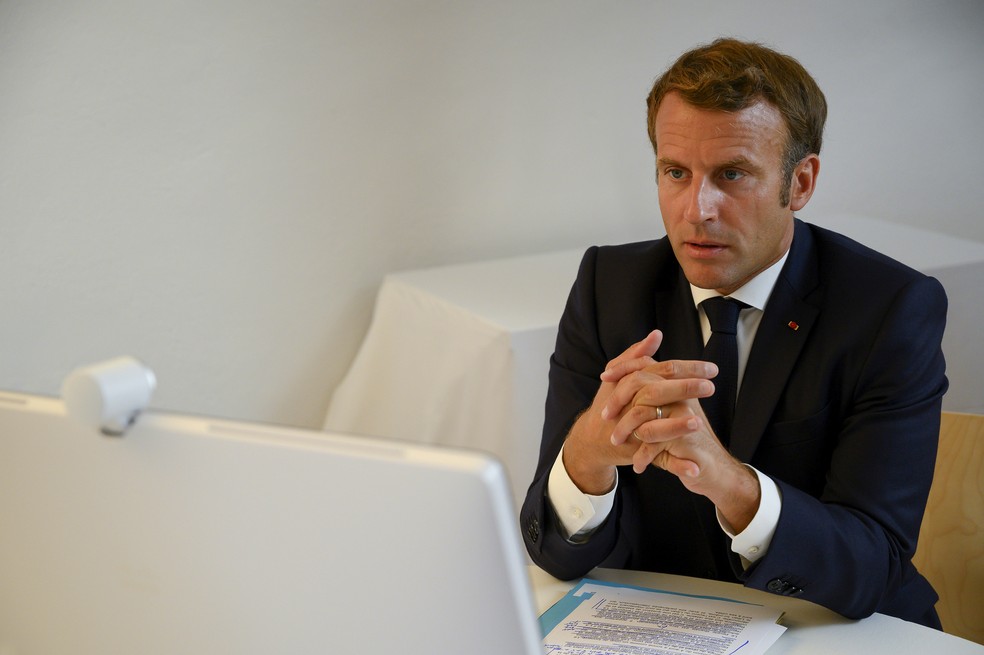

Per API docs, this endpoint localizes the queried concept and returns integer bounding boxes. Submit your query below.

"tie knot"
[702,297,747,335]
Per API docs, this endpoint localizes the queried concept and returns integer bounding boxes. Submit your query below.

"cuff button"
[527,518,540,543]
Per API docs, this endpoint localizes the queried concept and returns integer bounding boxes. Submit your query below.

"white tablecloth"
[324,249,585,508]
[325,217,984,508]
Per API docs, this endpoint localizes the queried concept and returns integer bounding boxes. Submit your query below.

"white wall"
[2,0,981,428]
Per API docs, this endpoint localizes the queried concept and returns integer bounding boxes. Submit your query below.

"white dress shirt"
[547,250,789,566]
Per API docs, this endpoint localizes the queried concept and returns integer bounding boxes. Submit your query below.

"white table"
[528,565,984,654]
[324,217,984,508]
[323,249,585,507]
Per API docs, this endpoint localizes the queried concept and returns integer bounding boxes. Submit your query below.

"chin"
[680,267,728,291]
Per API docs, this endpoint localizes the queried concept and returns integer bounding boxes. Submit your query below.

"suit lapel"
[730,220,822,462]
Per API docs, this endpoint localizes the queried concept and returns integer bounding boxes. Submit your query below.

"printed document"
[541,579,786,655]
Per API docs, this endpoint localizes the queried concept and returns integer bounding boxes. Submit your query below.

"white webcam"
[61,356,157,436]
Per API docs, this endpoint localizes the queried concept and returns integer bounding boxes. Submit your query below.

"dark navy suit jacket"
[521,219,948,626]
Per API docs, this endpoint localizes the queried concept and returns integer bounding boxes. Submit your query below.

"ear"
[789,154,820,211]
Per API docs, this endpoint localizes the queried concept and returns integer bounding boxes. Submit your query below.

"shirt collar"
[689,248,790,312]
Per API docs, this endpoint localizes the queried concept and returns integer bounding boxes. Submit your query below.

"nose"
[683,177,720,224]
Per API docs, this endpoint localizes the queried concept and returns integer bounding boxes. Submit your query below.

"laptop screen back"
[0,391,542,654]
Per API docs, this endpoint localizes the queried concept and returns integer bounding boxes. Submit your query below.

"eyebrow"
[657,156,765,174]
[718,157,757,171]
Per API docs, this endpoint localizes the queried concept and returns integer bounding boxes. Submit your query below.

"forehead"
[654,92,787,163]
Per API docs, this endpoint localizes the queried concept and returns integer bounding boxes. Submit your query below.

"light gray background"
[2,0,981,427]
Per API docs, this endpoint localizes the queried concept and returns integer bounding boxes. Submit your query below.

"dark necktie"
[699,297,748,447]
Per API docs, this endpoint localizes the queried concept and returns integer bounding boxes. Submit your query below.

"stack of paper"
[541,579,786,655]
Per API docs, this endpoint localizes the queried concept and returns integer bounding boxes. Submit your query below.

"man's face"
[654,92,808,295]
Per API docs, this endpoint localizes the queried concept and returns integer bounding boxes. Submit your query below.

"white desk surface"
[812,213,984,271]
[389,248,584,333]
[528,565,984,655]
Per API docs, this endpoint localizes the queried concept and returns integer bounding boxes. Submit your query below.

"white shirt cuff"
[718,465,782,566]
[546,445,617,540]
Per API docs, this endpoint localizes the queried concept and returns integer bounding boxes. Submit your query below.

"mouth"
[683,240,728,259]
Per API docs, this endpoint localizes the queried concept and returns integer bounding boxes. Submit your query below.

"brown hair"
[646,38,827,202]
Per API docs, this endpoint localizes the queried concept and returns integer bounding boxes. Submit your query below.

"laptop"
[0,390,543,654]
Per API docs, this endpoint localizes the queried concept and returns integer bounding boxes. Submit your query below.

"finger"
[611,409,702,446]
[630,444,700,478]
[644,359,719,381]
[632,442,668,474]
[651,451,700,478]
[604,355,717,385]
[632,441,654,474]
[600,355,657,383]
[631,377,714,409]
[605,330,662,372]
[604,376,713,422]
[628,329,663,359]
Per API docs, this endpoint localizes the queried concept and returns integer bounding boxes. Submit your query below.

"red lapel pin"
[787,321,800,331]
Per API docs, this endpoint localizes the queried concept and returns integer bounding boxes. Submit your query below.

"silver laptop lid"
[0,391,542,654]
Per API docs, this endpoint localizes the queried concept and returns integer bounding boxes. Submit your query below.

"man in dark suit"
[520,38,948,628]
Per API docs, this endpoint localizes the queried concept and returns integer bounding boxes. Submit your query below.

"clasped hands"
[563,329,754,511]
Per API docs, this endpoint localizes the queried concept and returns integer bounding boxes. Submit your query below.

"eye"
[722,169,744,181]
[665,168,685,180]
